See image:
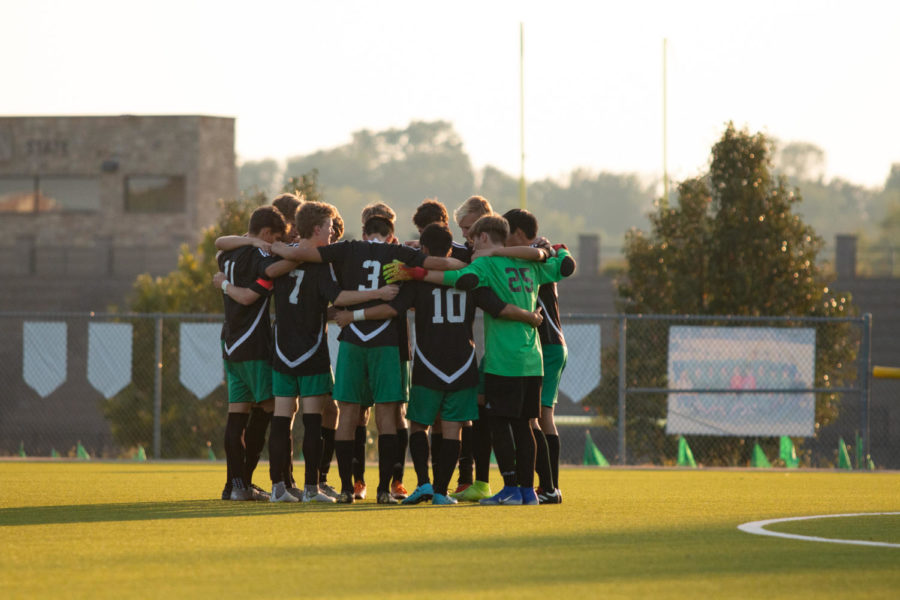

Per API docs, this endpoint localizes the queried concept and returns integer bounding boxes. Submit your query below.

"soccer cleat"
[248,484,270,501]
[286,486,303,500]
[536,487,562,504]
[319,482,341,500]
[221,482,233,500]
[520,486,538,505]
[377,490,400,505]
[479,486,523,506]
[302,489,337,504]
[452,480,491,502]
[391,481,409,500]
[452,482,471,495]
[229,487,252,501]
[432,493,458,505]
[401,483,434,505]
[270,484,300,503]
[353,481,367,500]
[337,491,355,504]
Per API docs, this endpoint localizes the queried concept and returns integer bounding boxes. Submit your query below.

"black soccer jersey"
[451,241,473,263]
[218,246,277,362]
[317,239,426,348]
[271,258,342,375]
[389,282,506,391]
[536,282,566,347]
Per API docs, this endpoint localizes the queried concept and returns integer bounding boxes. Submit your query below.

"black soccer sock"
[268,416,291,485]
[335,440,354,494]
[302,413,323,487]
[430,432,443,482]
[319,426,336,482]
[434,439,460,496]
[533,427,553,491]
[457,425,474,485]
[393,427,408,483]
[283,426,295,487]
[225,412,249,490]
[408,430,430,487]
[243,406,272,487]
[473,406,492,483]
[377,434,399,495]
[511,419,536,488]
[547,433,561,489]
[489,416,517,488]
[352,425,367,483]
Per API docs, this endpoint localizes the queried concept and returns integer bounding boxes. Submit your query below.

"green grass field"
[0,462,897,599]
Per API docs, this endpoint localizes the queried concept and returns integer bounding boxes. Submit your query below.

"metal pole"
[153,316,163,459]
[617,315,627,464]
[859,313,872,467]
[662,38,669,209]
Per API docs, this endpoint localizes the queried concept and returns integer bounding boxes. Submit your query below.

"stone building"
[0,115,236,311]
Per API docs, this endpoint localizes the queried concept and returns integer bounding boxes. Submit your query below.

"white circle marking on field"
[738,512,900,548]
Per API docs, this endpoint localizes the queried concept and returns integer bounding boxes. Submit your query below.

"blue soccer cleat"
[479,485,523,505]
[401,483,434,504]
[432,493,458,505]
[520,486,538,505]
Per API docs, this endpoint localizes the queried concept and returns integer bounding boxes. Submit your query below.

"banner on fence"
[87,322,133,398]
[666,326,815,437]
[23,321,67,398]
[179,323,223,399]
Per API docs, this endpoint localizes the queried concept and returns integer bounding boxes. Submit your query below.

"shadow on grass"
[0,499,478,527]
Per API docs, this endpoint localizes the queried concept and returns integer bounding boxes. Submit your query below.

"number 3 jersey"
[271,257,343,376]
[316,239,426,348]
[217,245,277,362]
[389,282,506,391]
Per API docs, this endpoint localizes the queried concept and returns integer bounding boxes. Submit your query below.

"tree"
[589,123,858,465]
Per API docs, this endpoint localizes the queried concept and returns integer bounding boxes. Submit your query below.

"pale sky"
[5,0,899,188]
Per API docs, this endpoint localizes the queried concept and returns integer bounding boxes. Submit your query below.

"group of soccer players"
[214,192,573,506]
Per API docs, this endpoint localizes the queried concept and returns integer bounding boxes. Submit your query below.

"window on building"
[38,177,101,212]
[125,176,186,213]
[0,177,37,212]
[0,176,101,213]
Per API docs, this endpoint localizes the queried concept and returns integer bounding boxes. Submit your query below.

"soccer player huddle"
[214,194,574,506]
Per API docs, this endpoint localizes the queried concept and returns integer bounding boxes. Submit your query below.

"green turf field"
[0,462,897,599]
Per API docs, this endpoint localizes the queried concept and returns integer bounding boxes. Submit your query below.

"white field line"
[738,512,900,548]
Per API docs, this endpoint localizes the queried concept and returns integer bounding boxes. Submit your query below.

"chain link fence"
[1,311,894,470]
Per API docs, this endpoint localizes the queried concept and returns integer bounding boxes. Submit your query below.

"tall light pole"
[519,22,526,209]
[662,38,669,209]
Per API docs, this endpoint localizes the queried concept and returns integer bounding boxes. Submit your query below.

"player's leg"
[269,394,300,503]
[456,419,475,489]
[333,341,369,503]
[353,407,369,499]
[402,385,441,504]
[431,415,443,483]
[300,391,336,503]
[240,360,274,499]
[391,399,409,500]
[433,386,477,505]
[480,374,523,505]
[369,346,405,505]
[223,359,257,500]
[532,416,554,496]
[456,361,492,500]
[538,344,565,503]
[318,398,339,498]
[513,376,542,505]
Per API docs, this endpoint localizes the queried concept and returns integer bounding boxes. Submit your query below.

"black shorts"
[483,374,542,419]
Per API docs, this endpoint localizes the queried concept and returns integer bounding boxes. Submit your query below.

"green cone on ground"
[135,445,147,461]
[50,448,60,458]
[838,437,852,470]
[583,431,609,466]
[76,442,90,460]
[751,442,771,468]
[779,436,799,468]
[17,441,26,458]
[677,436,697,468]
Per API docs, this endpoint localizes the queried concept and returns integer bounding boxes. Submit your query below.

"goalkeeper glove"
[382,259,427,283]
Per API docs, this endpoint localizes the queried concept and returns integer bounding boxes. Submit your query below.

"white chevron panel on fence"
[558,323,601,403]
[179,323,224,399]
[23,321,67,398]
[87,323,133,398]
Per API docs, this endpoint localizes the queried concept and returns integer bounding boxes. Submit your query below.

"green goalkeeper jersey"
[441,249,572,377]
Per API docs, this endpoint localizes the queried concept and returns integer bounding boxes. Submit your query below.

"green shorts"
[334,342,406,406]
[272,369,334,398]
[224,359,272,404]
[408,385,478,425]
[541,344,568,407]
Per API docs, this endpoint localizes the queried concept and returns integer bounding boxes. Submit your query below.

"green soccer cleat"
[452,480,491,502]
